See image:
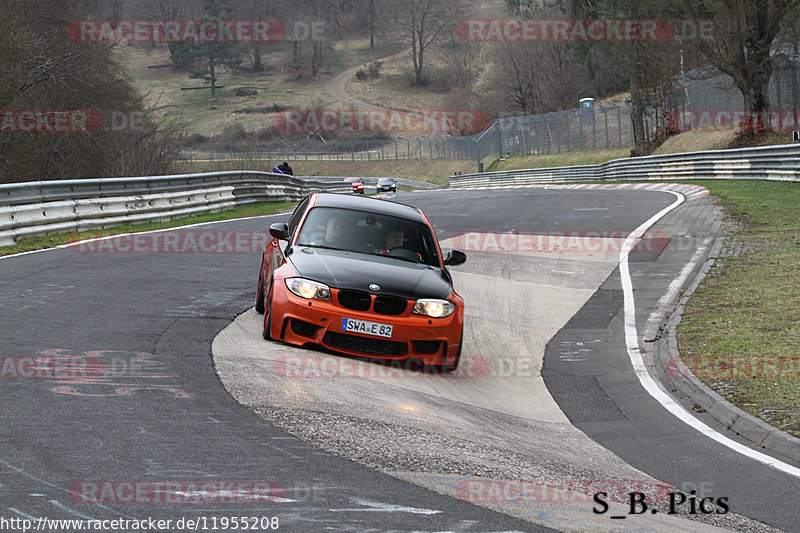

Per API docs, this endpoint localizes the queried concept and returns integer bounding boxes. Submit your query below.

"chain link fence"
[180,136,485,163]
[674,60,800,132]
[180,61,800,163]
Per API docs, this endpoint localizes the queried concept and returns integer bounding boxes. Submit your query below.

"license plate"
[341,317,393,338]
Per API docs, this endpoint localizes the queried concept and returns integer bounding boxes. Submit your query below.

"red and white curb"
[417,182,710,200]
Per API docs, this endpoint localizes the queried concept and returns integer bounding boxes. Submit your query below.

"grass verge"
[0,201,296,257]
[487,148,632,171]
[176,158,481,185]
[677,180,800,438]
[120,40,398,136]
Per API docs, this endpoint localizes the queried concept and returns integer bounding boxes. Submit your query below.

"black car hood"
[288,247,452,300]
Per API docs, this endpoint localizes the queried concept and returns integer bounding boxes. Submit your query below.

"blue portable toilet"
[580,97,595,125]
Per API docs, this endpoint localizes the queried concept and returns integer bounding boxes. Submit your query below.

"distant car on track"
[343,177,365,194]
[255,192,467,371]
[376,177,397,193]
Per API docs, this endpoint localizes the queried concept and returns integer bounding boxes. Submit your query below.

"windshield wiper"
[369,251,421,264]
[297,243,343,251]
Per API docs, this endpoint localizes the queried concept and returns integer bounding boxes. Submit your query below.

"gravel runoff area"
[213,237,781,532]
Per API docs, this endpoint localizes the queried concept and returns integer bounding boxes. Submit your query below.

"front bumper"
[268,285,463,366]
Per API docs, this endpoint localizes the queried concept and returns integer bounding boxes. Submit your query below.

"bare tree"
[135,0,197,65]
[568,0,685,152]
[0,0,179,182]
[394,0,455,85]
[234,0,280,71]
[473,41,578,116]
[683,0,800,132]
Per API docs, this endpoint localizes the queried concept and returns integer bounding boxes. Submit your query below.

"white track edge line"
[620,191,800,479]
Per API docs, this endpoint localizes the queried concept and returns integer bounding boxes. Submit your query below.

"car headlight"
[412,299,455,318]
[285,278,331,300]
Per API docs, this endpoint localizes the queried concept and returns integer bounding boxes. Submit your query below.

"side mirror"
[443,250,466,266]
[269,222,290,240]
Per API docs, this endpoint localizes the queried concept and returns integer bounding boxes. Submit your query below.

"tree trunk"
[736,63,773,133]
[209,58,216,98]
[253,42,263,72]
[415,30,425,85]
[369,0,375,50]
[628,1,645,153]
[312,42,318,77]
[630,42,646,153]
[411,36,420,85]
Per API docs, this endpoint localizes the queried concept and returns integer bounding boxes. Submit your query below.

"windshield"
[295,207,439,265]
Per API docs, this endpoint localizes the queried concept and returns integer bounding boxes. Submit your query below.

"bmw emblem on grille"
[368,283,380,291]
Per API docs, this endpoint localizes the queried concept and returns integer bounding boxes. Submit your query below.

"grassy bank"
[487,147,632,171]
[119,40,402,137]
[177,158,483,185]
[677,180,800,438]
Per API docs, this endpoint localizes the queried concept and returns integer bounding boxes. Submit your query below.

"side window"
[420,231,439,265]
[287,197,309,237]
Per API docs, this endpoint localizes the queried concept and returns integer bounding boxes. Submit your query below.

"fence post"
[565,113,571,152]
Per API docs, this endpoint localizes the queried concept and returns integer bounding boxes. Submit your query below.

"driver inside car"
[323,215,347,247]
[382,227,405,250]
[380,227,422,261]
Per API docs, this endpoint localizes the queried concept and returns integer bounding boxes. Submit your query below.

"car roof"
[311,192,424,222]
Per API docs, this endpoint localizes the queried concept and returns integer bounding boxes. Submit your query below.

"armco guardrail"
[449,143,800,188]
[304,176,442,189]
[0,171,351,246]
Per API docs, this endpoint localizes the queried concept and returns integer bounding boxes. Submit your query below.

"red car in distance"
[343,177,365,194]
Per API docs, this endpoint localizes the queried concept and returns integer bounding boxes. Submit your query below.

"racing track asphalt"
[0,213,547,531]
[1,187,798,532]
[213,188,798,532]
[419,188,799,531]
[540,191,800,531]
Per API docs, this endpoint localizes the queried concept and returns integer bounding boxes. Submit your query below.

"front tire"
[255,267,265,314]
[262,284,274,340]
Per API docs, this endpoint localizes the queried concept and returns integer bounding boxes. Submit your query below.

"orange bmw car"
[255,192,467,371]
